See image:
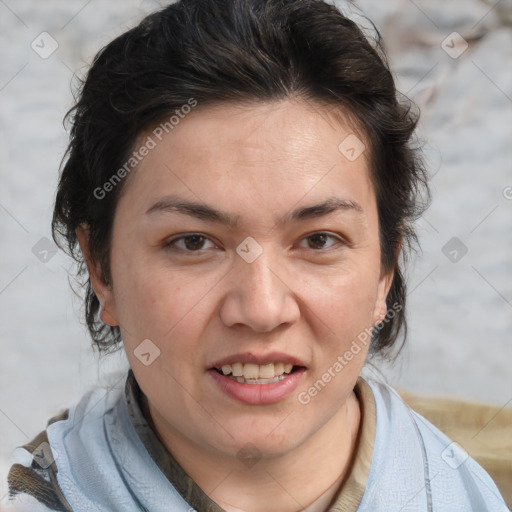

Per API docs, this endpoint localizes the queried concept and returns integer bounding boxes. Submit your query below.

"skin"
[77,99,393,511]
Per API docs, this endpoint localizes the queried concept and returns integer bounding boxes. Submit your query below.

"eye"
[298,232,344,250]
[165,231,344,254]
[165,234,217,252]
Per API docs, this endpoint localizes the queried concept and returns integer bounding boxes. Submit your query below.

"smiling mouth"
[213,362,302,385]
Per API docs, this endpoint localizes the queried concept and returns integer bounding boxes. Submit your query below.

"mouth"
[207,353,307,405]
[212,362,302,385]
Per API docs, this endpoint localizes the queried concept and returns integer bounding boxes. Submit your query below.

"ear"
[372,267,394,325]
[75,224,119,327]
[372,239,401,325]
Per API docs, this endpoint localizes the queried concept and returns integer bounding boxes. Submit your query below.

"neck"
[149,391,361,512]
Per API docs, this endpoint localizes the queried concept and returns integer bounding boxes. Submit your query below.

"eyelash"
[164,232,345,254]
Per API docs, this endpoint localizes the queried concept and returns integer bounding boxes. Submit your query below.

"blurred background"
[1,0,511,496]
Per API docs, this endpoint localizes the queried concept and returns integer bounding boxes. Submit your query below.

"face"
[82,99,392,464]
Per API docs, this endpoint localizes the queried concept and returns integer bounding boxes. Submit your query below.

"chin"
[209,417,308,459]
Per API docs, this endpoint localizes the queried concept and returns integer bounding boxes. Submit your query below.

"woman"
[3,0,508,510]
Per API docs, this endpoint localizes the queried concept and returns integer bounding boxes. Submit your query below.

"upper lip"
[209,351,306,370]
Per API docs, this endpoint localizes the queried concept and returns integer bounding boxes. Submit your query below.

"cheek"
[110,252,215,356]
[108,249,169,339]
[305,262,380,335]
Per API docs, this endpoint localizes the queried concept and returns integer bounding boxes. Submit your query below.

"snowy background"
[1,0,511,495]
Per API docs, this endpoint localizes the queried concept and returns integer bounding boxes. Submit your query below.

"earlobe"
[372,239,401,325]
[372,302,388,327]
[75,224,119,327]
[374,304,387,325]
[373,268,394,326]
[99,304,118,327]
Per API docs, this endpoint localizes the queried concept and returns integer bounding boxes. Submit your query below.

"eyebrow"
[145,194,363,228]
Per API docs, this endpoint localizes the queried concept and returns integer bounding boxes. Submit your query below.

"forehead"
[145,99,366,169]
[117,99,375,226]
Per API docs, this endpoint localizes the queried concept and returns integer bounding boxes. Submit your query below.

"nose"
[219,249,301,333]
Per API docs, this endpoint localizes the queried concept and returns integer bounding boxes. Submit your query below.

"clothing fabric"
[2,371,508,511]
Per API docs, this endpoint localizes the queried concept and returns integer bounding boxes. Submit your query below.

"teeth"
[274,362,284,375]
[234,375,286,384]
[232,362,243,377]
[217,362,296,379]
[243,363,259,379]
[259,363,274,379]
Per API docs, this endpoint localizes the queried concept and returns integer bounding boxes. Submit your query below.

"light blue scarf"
[4,376,508,511]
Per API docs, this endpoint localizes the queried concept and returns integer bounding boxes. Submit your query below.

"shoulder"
[2,411,72,512]
[3,377,193,512]
[358,378,509,511]
[2,384,124,512]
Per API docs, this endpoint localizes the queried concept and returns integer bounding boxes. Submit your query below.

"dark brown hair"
[52,0,429,356]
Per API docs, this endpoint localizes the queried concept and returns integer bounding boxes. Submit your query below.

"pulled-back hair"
[52,0,429,355]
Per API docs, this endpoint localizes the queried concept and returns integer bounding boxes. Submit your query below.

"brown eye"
[166,234,216,252]
[299,232,342,250]
[182,235,206,250]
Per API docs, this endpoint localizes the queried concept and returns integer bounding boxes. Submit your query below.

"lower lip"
[208,368,306,405]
